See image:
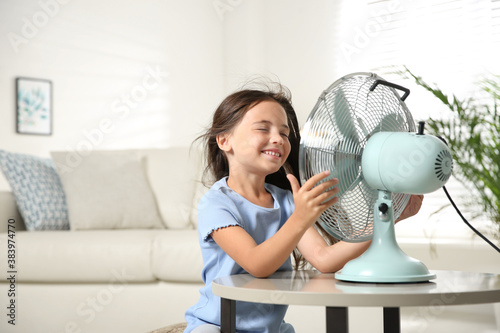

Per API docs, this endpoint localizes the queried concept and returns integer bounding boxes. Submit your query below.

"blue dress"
[184,177,295,333]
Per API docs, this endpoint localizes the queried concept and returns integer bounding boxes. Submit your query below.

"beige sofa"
[0,147,208,333]
[1,147,499,333]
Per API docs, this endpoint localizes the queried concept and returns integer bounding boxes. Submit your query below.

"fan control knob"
[378,203,389,214]
[378,203,390,220]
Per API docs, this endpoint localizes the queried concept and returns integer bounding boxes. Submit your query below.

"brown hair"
[196,83,301,191]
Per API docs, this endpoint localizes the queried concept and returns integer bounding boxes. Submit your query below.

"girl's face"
[218,100,291,178]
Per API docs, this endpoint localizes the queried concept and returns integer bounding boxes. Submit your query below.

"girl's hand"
[287,171,339,228]
[396,194,424,223]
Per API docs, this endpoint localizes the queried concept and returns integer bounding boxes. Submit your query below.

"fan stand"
[335,190,436,283]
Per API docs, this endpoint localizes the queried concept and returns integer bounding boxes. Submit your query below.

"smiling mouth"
[263,150,282,157]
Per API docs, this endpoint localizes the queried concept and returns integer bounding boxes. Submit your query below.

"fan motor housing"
[362,131,453,194]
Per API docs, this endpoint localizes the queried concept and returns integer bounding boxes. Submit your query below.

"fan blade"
[331,89,361,146]
[306,142,362,199]
[331,139,362,197]
[368,113,407,138]
[378,113,407,132]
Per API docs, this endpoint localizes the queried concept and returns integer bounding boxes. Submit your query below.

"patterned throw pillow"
[0,150,69,230]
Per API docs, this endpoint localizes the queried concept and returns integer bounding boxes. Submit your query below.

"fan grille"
[299,73,416,242]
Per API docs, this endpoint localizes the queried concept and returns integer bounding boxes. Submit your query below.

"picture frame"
[16,77,52,135]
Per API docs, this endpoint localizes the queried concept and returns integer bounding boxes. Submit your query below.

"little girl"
[184,83,423,333]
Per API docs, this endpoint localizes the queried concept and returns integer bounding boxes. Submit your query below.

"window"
[333,0,500,238]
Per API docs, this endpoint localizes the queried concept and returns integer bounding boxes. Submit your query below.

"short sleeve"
[197,189,243,242]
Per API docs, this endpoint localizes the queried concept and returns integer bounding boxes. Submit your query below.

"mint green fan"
[299,73,453,283]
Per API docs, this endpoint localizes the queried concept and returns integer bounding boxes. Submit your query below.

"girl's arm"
[211,213,315,278]
[297,194,424,273]
[211,171,338,278]
[297,228,371,273]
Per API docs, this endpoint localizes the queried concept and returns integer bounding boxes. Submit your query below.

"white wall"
[221,0,343,125]
[0,0,225,190]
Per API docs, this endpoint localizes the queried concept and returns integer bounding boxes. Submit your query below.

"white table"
[212,270,500,333]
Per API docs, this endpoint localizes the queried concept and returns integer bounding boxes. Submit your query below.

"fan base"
[335,271,436,284]
[335,254,436,284]
[334,190,437,284]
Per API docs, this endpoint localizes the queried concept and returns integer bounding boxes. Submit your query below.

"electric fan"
[299,72,453,283]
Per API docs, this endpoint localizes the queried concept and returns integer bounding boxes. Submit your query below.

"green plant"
[400,67,500,237]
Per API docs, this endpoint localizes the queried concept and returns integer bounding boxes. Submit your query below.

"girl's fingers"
[314,177,339,192]
[314,185,340,207]
[318,189,339,205]
[308,177,339,199]
[304,178,340,208]
[288,172,338,195]
[302,171,332,191]
[290,171,339,208]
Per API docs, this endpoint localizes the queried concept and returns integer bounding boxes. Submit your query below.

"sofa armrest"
[0,191,26,233]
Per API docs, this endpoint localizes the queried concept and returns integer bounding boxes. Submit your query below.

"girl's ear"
[216,133,231,152]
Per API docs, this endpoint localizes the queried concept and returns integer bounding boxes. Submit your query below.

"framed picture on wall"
[16,77,52,135]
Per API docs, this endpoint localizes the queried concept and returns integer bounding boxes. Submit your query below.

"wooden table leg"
[220,298,236,333]
[326,307,348,333]
[383,307,400,333]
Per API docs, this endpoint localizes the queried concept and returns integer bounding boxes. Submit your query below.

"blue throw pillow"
[0,150,69,230]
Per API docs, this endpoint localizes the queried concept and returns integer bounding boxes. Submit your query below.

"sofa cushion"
[142,147,202,229]
[51,150,164,230]
[0,230,160,282]
[0,230,204,283]
[152,230,203,282]
[0,150,69,230]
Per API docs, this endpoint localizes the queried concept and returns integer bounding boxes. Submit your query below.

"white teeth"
[264,151,281,157]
